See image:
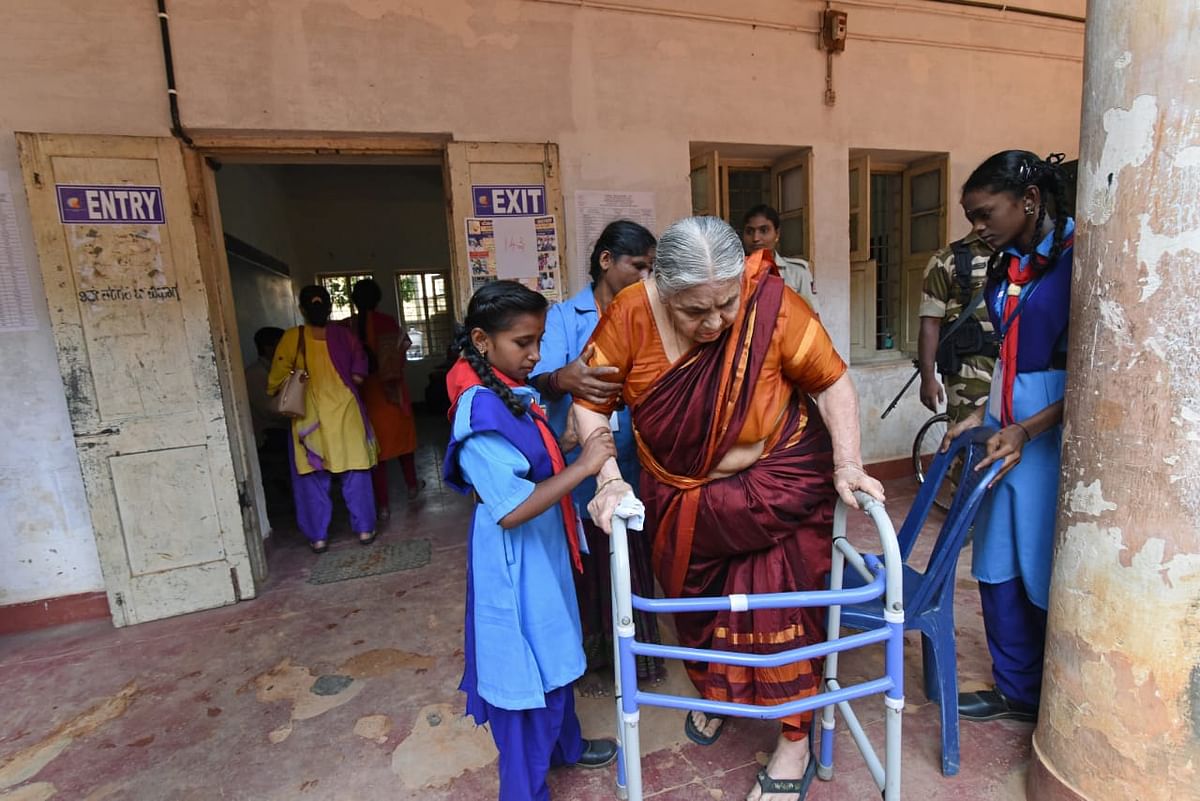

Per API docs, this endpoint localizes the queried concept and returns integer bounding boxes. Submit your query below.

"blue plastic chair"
[835,426,1001,777]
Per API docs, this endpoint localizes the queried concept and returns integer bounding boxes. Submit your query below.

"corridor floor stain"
[0,457,1033,800]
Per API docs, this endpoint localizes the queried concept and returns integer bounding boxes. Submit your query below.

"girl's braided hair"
[963,150,1069,280]
[455,280,548,417]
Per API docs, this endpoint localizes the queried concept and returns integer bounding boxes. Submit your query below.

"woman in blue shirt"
[443,281,619,800]
[943,151,1073,724]
[530,220,666,688]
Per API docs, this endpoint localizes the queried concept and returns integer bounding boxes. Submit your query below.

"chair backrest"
[900,426,1004,616]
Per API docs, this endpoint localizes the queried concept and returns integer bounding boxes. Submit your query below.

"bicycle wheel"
[912,413,956,512]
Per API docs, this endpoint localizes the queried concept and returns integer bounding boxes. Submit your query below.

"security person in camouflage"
[918,232,996,423]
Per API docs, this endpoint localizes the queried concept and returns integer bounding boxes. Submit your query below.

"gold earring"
[1025,204,1035,216]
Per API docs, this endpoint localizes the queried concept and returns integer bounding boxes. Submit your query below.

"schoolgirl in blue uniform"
[944,151,1074,723]
[443,280,619,800]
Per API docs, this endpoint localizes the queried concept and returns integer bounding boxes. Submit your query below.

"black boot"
[573,738,618,768]
[958,688,1038,722]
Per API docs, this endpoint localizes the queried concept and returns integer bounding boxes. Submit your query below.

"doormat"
[307,539,432,585]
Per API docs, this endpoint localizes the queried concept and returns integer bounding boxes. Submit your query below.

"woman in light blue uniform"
[944,151,1073,723]
[530,220,666,683]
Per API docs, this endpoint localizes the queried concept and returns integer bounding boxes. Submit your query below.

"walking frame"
[609,491,904,800]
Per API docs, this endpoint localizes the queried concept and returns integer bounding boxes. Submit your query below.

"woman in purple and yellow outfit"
[943,151,1074,723]
[269,285,378,552]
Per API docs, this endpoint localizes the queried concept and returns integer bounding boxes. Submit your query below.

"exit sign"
[472,185,546,217]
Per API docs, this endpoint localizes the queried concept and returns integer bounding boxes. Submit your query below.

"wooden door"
[689,151,720,218]
[901,155,949,353]
[17,133,253,627]
[848,154,871,263]
[770,151,813,261]
[445,142,568,317]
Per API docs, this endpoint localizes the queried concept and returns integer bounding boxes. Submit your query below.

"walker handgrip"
[854,489,882,512]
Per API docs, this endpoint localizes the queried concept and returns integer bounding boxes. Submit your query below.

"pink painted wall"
[0,0,1084,604]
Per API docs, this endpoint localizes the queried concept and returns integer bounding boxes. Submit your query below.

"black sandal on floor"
[684,711,727,746]
[309,540,328,554]
[753,724,818,799]
[357,531,378,546]
[755,753,817,800]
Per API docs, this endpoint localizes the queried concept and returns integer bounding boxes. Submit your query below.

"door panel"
[445,142,567,316]
[689,151,720,218]
[902,156,949,353]
[17,133,252,626]
[771,151,813,260]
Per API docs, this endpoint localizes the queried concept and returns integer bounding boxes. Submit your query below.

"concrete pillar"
[1028,2,1200,799]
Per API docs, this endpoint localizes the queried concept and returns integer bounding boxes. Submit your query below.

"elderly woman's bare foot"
[745,734,812,801]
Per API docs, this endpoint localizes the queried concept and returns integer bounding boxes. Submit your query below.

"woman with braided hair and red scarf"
[442,280,620,800]
[942,150,1074,724]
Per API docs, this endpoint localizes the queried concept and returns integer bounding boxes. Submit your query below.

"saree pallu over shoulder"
[628,253,839,719]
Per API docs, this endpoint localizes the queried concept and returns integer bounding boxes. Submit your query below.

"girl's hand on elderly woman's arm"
[833,462,886,509]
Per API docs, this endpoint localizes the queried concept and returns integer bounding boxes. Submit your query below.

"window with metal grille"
[848,152,948,362]
[726,168,771,234]
[396,271,453,360]
[316,272,374,321]
[870,173,903,351]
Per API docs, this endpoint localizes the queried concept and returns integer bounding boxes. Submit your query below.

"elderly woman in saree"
[575,216,885,801]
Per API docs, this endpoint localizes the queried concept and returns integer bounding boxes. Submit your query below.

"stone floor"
[0,431,1035,801]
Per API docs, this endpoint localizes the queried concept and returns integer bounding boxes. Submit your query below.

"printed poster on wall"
[573,190,657,272]
[465,215,561,303]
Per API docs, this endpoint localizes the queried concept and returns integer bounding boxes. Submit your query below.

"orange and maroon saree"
[580,252,846,730]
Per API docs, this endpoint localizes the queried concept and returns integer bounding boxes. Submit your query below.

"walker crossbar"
[623,676,895,719]
[630,625,891,668]
[629,568,885,612]
[609,491,904,801]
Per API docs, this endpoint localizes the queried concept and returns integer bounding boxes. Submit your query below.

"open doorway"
[211,162,457,563]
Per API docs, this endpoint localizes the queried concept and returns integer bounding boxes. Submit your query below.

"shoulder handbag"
[270,326,308,418]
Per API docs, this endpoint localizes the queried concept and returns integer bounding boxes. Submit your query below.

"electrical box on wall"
[821,9,848,52]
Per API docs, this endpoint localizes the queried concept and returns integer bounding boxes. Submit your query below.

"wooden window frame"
[394,268,453,361]
[848,152,950,363]
[688,148,814,261]
[316,270,377,321]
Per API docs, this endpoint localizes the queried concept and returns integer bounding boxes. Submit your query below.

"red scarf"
[446,358,582,572]
[997,232,1073,426]
[998,253,1036,426]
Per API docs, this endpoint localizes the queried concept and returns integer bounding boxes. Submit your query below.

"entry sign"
[56,184,166,225]
[472,185,546,217]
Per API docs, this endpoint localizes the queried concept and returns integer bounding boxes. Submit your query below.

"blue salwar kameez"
[972,218,1074,708]
[444,381,586,800]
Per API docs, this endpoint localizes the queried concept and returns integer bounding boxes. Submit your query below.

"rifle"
[880,360,922,420]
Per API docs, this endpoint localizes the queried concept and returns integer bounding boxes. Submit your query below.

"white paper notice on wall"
[574,190,657,271]
[0,170,39,333]
[493,216,539,280]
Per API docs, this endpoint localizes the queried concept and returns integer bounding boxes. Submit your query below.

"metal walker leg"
[609,491,903,801]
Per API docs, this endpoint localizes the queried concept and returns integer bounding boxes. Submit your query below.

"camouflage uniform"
[919,234,995,425]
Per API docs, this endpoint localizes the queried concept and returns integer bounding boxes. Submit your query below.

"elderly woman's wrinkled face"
[665,278,741,345]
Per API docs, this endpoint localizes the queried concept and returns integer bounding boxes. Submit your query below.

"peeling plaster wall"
[1036,1,1200,797]
[0,4,168,606]
[0,0,1083,605]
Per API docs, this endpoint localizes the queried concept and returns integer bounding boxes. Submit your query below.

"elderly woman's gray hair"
[653,216,746,298]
